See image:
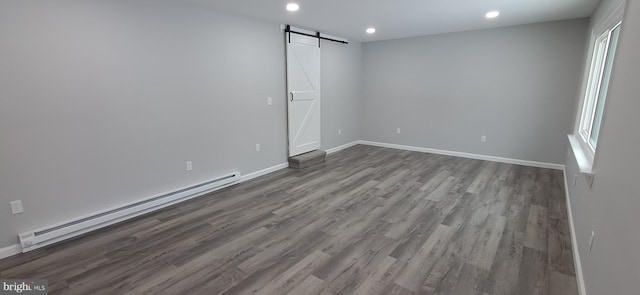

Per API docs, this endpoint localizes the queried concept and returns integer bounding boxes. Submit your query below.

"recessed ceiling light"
[366,28,376,34]
[286,3,299,12]
[485,11,500,18]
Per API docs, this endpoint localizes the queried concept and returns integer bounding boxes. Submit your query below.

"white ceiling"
[186,0,601,42]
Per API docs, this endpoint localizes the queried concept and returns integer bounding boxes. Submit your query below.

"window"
[578,22,621,153]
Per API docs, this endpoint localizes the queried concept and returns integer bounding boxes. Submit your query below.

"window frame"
[578,21,622,155]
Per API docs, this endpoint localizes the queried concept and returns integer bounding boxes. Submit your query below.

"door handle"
[290,92,294,102]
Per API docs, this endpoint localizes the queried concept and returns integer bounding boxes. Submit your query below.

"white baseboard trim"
[239,163,289,183]
[326,141,360,154]
[0,244,21,260]
[358,140,565,170]
[563,172,588,295]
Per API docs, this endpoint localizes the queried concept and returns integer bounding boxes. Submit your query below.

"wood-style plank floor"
[0,145,578,295]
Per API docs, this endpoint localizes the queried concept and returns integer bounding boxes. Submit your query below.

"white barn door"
[287,32,321,157]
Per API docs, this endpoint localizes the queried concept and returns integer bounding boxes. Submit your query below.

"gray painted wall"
[361,19,589,164]
[321,41,363,150]
[0,1,362,249]
[565,0,640,294]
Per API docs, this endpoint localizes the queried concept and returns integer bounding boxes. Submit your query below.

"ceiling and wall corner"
[187,0,600,41]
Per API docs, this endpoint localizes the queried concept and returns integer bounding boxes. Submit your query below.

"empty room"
[1,0,638,294]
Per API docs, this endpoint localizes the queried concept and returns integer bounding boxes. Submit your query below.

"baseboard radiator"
[18,172,241,252]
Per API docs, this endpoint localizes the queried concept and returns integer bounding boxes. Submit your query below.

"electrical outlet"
[396,128,401,134]
[267,97,273,105]
[256,144,261,152]
[10,200,23,215]
[481,135,487,143]
[338,128,342,135]
[589,231,595,251]
[186,161,192,171]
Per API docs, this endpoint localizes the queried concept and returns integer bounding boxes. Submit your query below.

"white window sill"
[568,134,595,187]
